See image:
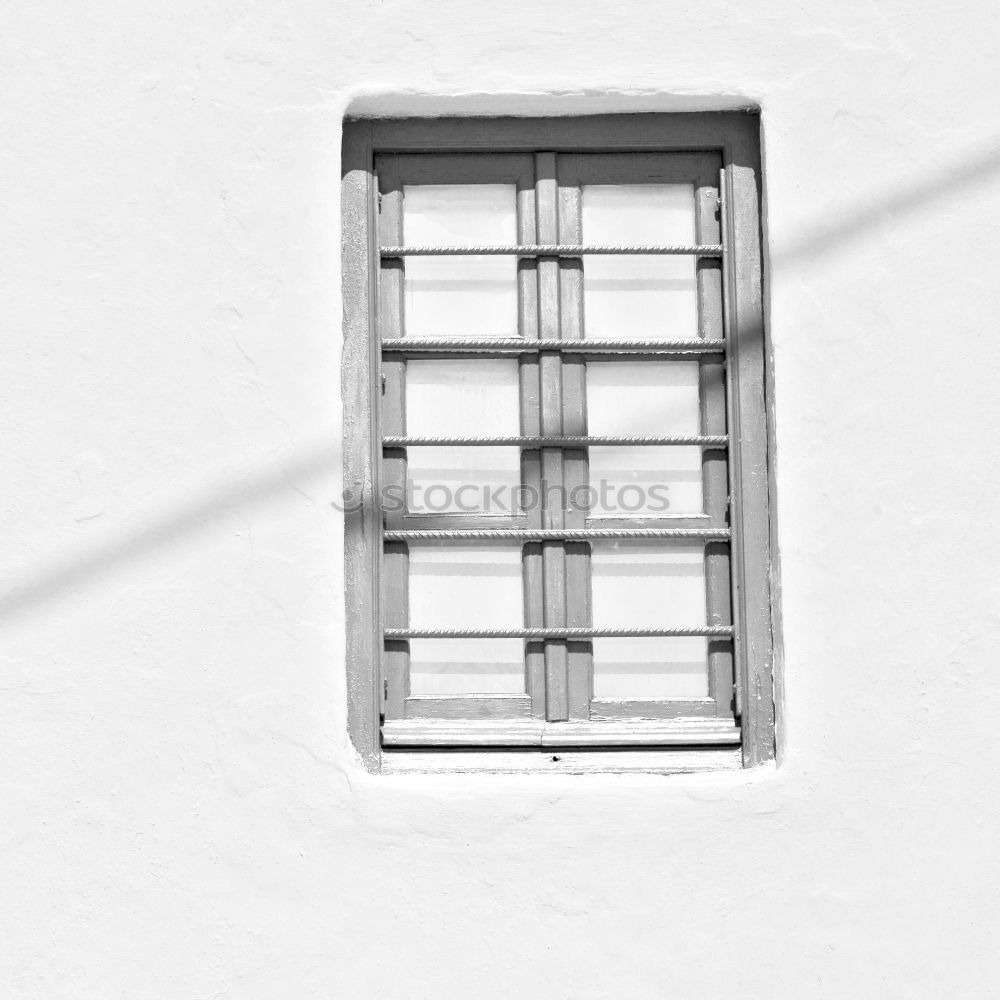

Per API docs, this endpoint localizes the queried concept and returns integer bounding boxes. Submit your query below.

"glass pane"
[591,638,708,699]
[591,541,708,698]
[405,359,521,515]
[408,543,524,694]
[408,639,524,695]
[582,184,697,340]
[586,361,702,516]
[403,184,518,338]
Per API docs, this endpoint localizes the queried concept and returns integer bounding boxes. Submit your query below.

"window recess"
[342,115,774,773]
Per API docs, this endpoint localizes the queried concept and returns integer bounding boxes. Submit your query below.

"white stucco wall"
[4,2,1000,996]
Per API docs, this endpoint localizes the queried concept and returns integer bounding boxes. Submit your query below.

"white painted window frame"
[342,114,775,774]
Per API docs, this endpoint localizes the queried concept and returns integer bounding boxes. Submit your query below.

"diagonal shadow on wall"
[770,137,1000,264]
[0,448,335,623]
[4,137,1000,625]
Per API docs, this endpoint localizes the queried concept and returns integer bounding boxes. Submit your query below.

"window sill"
[379,746,742,775]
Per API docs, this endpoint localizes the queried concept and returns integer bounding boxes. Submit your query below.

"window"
[342,114,775,774]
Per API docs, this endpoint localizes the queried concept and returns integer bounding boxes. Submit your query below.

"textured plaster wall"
[3,2,1000,997]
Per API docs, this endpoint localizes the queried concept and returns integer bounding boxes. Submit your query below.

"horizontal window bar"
[383,528,730,541]
[381,338,724,355]
[379,244,723,257]
[384,626,733,639]
[383,435,728,448]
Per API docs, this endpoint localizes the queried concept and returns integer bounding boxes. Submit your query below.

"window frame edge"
[340,112,777,774]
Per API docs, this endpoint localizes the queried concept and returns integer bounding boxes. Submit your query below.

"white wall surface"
[3,1,1000,996]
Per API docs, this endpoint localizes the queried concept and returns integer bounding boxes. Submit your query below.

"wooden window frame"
[342,113,775,775]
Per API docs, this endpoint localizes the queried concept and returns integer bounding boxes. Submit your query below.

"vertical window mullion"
[517,162,546,719]
[377,156,410,721]
[557,160,594,720]
[696,173,735,721]
[536,151,569,722]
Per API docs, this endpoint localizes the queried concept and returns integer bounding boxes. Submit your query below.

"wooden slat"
[696,168,736,722]
[362,113,760,155]
[543,718,739,746]
[589,697,718,721]
[342,122,382,771]
[719,146,776,766]
[524,542,546,719]
[536,151,569,723]
[557,164,593,721]
[403,694,532,720]
[518,160,546,722]
[378,158,410,724]
[382,717,740,747]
